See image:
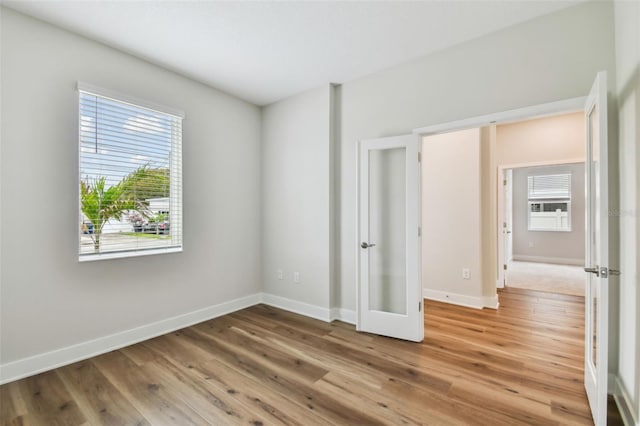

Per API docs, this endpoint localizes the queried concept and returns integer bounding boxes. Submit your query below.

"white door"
[497,168,513,287]
[357,134,423,342]
[505,169,513,264]
[583,71,610,426]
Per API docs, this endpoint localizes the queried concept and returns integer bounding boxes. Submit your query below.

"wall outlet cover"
[462,268,470,280]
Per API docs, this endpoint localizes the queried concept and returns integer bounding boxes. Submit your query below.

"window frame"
[77,82,184,262]
[526,173,572,233]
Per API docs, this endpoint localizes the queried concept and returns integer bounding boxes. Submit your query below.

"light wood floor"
[0,288,622,425]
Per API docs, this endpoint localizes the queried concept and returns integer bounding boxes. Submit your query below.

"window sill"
[79,246,183,262]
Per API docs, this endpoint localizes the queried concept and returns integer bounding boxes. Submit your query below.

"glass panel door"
[583,71,609,426]
[358,134,422,342]
[368,147,407,315]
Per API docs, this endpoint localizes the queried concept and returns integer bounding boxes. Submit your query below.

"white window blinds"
[78,84,183,260]
[527,173,571,199]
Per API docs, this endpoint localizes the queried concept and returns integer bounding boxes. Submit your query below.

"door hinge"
[418,152,421,163]
[503,179,507,186]
[504,264,508,270]
[419,301,422,312]
[418,227,421,237]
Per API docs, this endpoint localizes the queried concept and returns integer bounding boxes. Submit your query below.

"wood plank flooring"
[0,287,622,425]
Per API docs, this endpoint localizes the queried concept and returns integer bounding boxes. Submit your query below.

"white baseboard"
[0,293,262,385]
[0,291,347,385]
[483,294,500,310]
[512,255,583,266]
[423,289,498,310]
[611,374,639,426]
[260,293,331,323]
[259,293,355,325]
[330,307,356,325]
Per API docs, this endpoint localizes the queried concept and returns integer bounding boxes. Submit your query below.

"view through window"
[78,84,183,259]
[527,173,571,232]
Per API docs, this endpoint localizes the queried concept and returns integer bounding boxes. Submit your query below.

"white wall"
[422,129,484,306]
[0,8,262,376]
[496,112,585,166]
[511,163,585,263]
[261,85,333,315]
[336,1,616,312]
[613,0,640,423]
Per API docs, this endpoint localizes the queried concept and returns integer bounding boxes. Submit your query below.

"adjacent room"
[496,112,587,297]
[1,1,639,425]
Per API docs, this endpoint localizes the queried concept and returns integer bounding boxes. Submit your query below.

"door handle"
[361,242,376,249]
[584,266,600,277]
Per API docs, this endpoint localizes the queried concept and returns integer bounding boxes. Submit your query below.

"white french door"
[498,168,514,288]
[504,169,513,269]
[357,134,423,342]
[583,71,611,426]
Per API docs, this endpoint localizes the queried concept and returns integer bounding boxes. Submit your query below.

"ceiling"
[3,1,581,106]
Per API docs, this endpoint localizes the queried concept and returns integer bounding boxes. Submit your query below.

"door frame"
[413,97,586,136]
[496,158,584,289]
[413,96,586,303]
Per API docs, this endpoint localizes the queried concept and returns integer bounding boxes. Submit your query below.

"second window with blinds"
[527,173,572,232]
[78,83,184,261]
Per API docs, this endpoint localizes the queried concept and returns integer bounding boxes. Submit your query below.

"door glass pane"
[588,104,600,368]
[368,147,407,315]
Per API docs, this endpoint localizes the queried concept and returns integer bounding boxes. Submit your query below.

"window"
[78,83,183,261]
[527,173,571,232]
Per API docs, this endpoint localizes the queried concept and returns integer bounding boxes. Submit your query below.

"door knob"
[361,242,376,249]
[584,266,600,277]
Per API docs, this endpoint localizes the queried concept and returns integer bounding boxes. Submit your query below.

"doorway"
[412,74,613,424]
[501,161,586,296]
[495,111,587,297]
[498,166,588,291]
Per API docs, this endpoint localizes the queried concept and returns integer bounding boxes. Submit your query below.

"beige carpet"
[507,260,585,297]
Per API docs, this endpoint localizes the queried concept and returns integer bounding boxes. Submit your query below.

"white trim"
[260,293,332,322]
[0,291,349,385]
[612,375,639,426]
[499,158,584,171]
[0,293,261,385]
[413,97,586,135]
[79,246,183,262]
[484,294,500,310]
[77,81,185,119]
[355,139,362,331]
[512,255,583,266]
[496,279,505,289]
[330,308,356,325]
[423,288,498,310]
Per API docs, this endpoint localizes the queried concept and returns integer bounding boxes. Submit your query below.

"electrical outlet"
[293,272,300,283]
[462,268,470,280]
[277,269,283,280]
